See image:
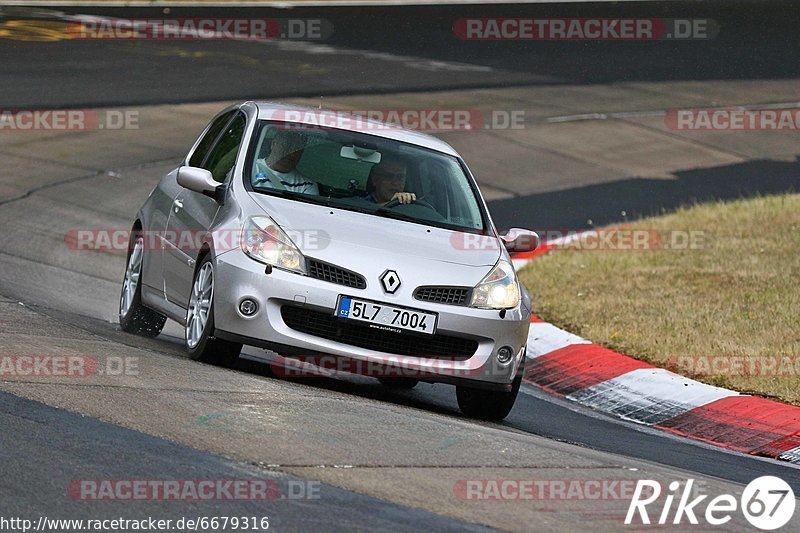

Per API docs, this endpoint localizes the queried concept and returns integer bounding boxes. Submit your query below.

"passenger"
[254,130,319,195]
[365,155,416,206]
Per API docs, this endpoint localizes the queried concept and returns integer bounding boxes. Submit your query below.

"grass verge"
[518,193,800,405]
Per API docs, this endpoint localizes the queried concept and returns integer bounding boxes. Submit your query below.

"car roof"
[252,101,461,157]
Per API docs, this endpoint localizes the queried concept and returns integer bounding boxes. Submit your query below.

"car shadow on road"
[488,155,800,231]
[233,354,468,417]
[34,304,484,421]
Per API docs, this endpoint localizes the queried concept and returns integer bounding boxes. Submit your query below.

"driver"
[365,155,416,206]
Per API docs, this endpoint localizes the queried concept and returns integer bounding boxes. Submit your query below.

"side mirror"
[501,228,540,253]
[177,166,220,199]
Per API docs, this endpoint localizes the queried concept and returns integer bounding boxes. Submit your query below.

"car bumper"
[212,249,531,386]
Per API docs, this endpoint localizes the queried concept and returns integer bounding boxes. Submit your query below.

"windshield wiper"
[373,207,422,224]
[251,186,302,200]
[252,187,335,209]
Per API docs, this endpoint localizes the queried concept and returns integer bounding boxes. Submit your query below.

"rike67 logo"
[626,477,796,530]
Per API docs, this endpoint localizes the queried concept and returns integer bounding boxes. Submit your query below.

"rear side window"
[188,110,236,168]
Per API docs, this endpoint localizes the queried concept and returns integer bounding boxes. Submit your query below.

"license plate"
[335,296,437,335]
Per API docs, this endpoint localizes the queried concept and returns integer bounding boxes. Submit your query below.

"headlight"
[470,259,520,309]
[241,216,306,274]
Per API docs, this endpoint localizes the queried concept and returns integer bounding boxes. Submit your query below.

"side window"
[203,114,246,183]
[188,110,236,168]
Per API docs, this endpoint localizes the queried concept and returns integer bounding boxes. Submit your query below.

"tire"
[456,372,522,421]
[119,232,167,337]
[378,377,419,390]
[185,255,242,365]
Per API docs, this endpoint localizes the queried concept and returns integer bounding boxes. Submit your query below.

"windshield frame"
[242,119,492,235]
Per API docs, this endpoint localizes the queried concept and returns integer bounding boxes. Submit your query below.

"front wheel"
[456,373,521,421]
[119,233,166,337]
[185,256,242,365]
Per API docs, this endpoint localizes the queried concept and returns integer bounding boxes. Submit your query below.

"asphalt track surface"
[1,1,799,108]
[1,1,800,530]
[1,390,493,531]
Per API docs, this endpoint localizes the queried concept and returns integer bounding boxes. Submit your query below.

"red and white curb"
[513,240,800,464]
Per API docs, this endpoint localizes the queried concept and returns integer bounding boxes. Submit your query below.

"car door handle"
[173,199,184,212]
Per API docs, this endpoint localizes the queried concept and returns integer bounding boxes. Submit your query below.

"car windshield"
[247,120,485,232]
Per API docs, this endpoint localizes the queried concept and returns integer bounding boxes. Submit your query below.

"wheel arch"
[193,243,213,278]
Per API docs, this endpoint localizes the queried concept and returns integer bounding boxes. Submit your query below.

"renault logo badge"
[380,270,401,294]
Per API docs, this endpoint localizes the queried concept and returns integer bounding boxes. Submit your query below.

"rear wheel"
[185,255,242,366]
[119,233,166,337]
[456,372,522,421]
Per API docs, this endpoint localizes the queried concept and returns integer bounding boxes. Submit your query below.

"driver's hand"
[391,192,416,205]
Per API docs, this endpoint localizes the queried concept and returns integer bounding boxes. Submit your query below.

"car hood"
[247,192,502,269]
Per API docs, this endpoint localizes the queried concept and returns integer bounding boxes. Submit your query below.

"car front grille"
[306,258,366,289]
[280,305,478,360]
[414,286,471,306]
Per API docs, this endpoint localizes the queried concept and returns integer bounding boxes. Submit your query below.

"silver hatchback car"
[119,102,539,420]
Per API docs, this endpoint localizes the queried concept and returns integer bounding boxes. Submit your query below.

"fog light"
[239,298,259,317]
[496,346,514,365]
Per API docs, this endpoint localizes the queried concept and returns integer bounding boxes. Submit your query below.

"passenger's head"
[267,129,306,172]
[368,154,408,203]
